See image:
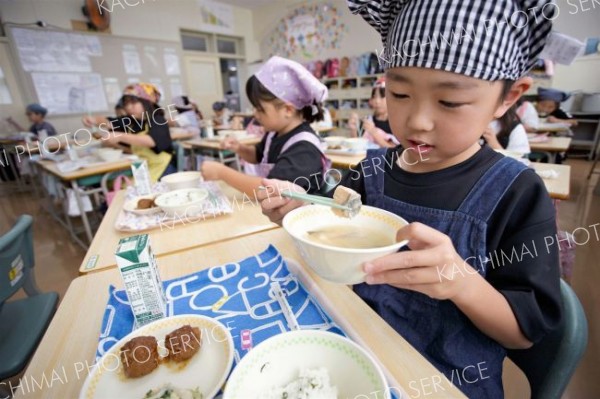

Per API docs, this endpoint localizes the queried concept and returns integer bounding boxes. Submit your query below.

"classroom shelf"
[323,74,384,128]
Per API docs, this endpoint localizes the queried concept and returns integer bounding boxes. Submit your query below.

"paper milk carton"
[131,160,152,196]
[115,234,167,328]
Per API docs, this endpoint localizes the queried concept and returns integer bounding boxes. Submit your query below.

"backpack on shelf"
[327,58,339,78]
[348,56,360,76]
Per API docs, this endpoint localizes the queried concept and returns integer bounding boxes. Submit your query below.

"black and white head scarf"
[348,0,556,80]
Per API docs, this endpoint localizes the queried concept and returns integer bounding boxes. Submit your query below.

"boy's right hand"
[221,137,240,152]
[257,178,305,225]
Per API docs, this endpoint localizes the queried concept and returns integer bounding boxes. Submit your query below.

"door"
[183,54,223,118]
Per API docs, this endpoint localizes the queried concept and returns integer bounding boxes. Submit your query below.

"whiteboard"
[7,26,187,117]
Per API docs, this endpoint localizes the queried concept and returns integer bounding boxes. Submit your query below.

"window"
[217,38,236,54]
[181,32,209,52]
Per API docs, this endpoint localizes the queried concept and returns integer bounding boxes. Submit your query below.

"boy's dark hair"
[496,80,520,144]
[245,75,324,123]
[212,101,226,111]
[371,86,385,99]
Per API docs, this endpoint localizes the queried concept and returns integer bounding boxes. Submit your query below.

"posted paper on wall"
[11,28,93,72]
[123,45,142,75]
[164,48,181,76]
[32,72,108,114]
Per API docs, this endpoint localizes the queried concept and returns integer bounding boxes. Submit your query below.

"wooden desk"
[534,122,571,134]
[326,152,365,169]
[35,159,133,248]
[36,159,132,182]
[80,183,278,274]
[324,153,569,200]
[530,162,571,200]
[184,136,261,151]
[19,229,465,399]
[169,128,196,141]
[529,137,572,163]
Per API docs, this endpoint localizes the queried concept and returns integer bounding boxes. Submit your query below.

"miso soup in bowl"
[283,205,408,284]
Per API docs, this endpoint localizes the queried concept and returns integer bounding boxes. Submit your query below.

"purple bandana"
[255,56,328,109]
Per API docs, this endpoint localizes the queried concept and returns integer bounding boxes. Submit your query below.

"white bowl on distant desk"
[154,188,209,217]
[342,138,369,151]
[97,148,123,162]
[218,130,248,140]
[323,136,345,148]
[283,205,408,284]
[160,171,203,191]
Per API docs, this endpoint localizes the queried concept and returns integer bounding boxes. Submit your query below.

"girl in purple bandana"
[201,56,331,196]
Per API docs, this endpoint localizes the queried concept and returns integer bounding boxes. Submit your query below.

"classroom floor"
[1,158,599,398]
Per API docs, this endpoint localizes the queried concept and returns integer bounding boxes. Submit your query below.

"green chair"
[507,279,588,399]
[0,215,58,382]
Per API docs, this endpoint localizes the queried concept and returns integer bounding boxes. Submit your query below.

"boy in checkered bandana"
[258,1,563,397]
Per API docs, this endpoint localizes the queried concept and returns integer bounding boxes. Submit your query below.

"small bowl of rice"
[223,330,390,399]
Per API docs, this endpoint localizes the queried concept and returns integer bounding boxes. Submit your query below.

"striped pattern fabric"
[348,0,556,80]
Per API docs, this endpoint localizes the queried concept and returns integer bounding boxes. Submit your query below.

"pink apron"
[244,131,331,178]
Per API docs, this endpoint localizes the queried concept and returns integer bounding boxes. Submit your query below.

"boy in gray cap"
[26,103,57,140]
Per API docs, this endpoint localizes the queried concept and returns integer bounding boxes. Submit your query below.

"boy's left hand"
[201,161,224,181]
[364,222,479,301]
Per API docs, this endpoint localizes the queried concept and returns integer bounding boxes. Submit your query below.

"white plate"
[79,315,234,399]
[224,330,390,399]
[123,195,162,216]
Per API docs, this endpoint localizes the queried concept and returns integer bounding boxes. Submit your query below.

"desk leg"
[71,180,94,245]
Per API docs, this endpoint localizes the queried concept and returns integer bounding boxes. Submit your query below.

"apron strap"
[363,148,388,201]
[261,132,277,164]
[457,156,528,222]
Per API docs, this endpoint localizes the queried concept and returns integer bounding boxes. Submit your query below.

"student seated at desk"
[483,104,531,154]
[201,56,330,196]
[348,77,398,148]
[516,98,540,132]
[258,1,562,398]
[171,95,202,137]
[536,87,578,126]
[26,103,57,140]
[83,83,175,181]
[212,101,232,128]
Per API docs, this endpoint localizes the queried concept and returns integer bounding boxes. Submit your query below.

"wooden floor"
[1,158,598,398]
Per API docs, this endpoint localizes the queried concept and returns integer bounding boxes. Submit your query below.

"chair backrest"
[507,279,588,399]
[0,215,34,303]
[172,141,185,172]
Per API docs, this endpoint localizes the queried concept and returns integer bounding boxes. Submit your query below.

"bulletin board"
[6,25,187,116]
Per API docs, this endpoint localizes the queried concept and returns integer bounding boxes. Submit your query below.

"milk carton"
[115,234,166,328]
[131,160,152,196]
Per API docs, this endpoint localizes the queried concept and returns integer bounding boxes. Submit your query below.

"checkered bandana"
[348,0,556,80]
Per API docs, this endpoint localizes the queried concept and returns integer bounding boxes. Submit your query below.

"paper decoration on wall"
[263,2,347,59]
[198,0,234,34]
[103,77,121,104]
[149,78,164,98]
[0,67,13,105]
[144,45,159,68]
[122,44,142,74]
[170,78,184,98]
[164,48,181,76]
[32,72,108,114]
[11,28,93,72]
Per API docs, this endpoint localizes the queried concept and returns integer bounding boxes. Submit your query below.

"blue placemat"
[97,245,344,362]
[96,245,400,398]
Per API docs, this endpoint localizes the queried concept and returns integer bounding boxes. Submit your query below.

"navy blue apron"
[355,148,527,398]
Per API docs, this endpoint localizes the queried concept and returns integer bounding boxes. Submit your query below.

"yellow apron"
[131,129,172,182]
